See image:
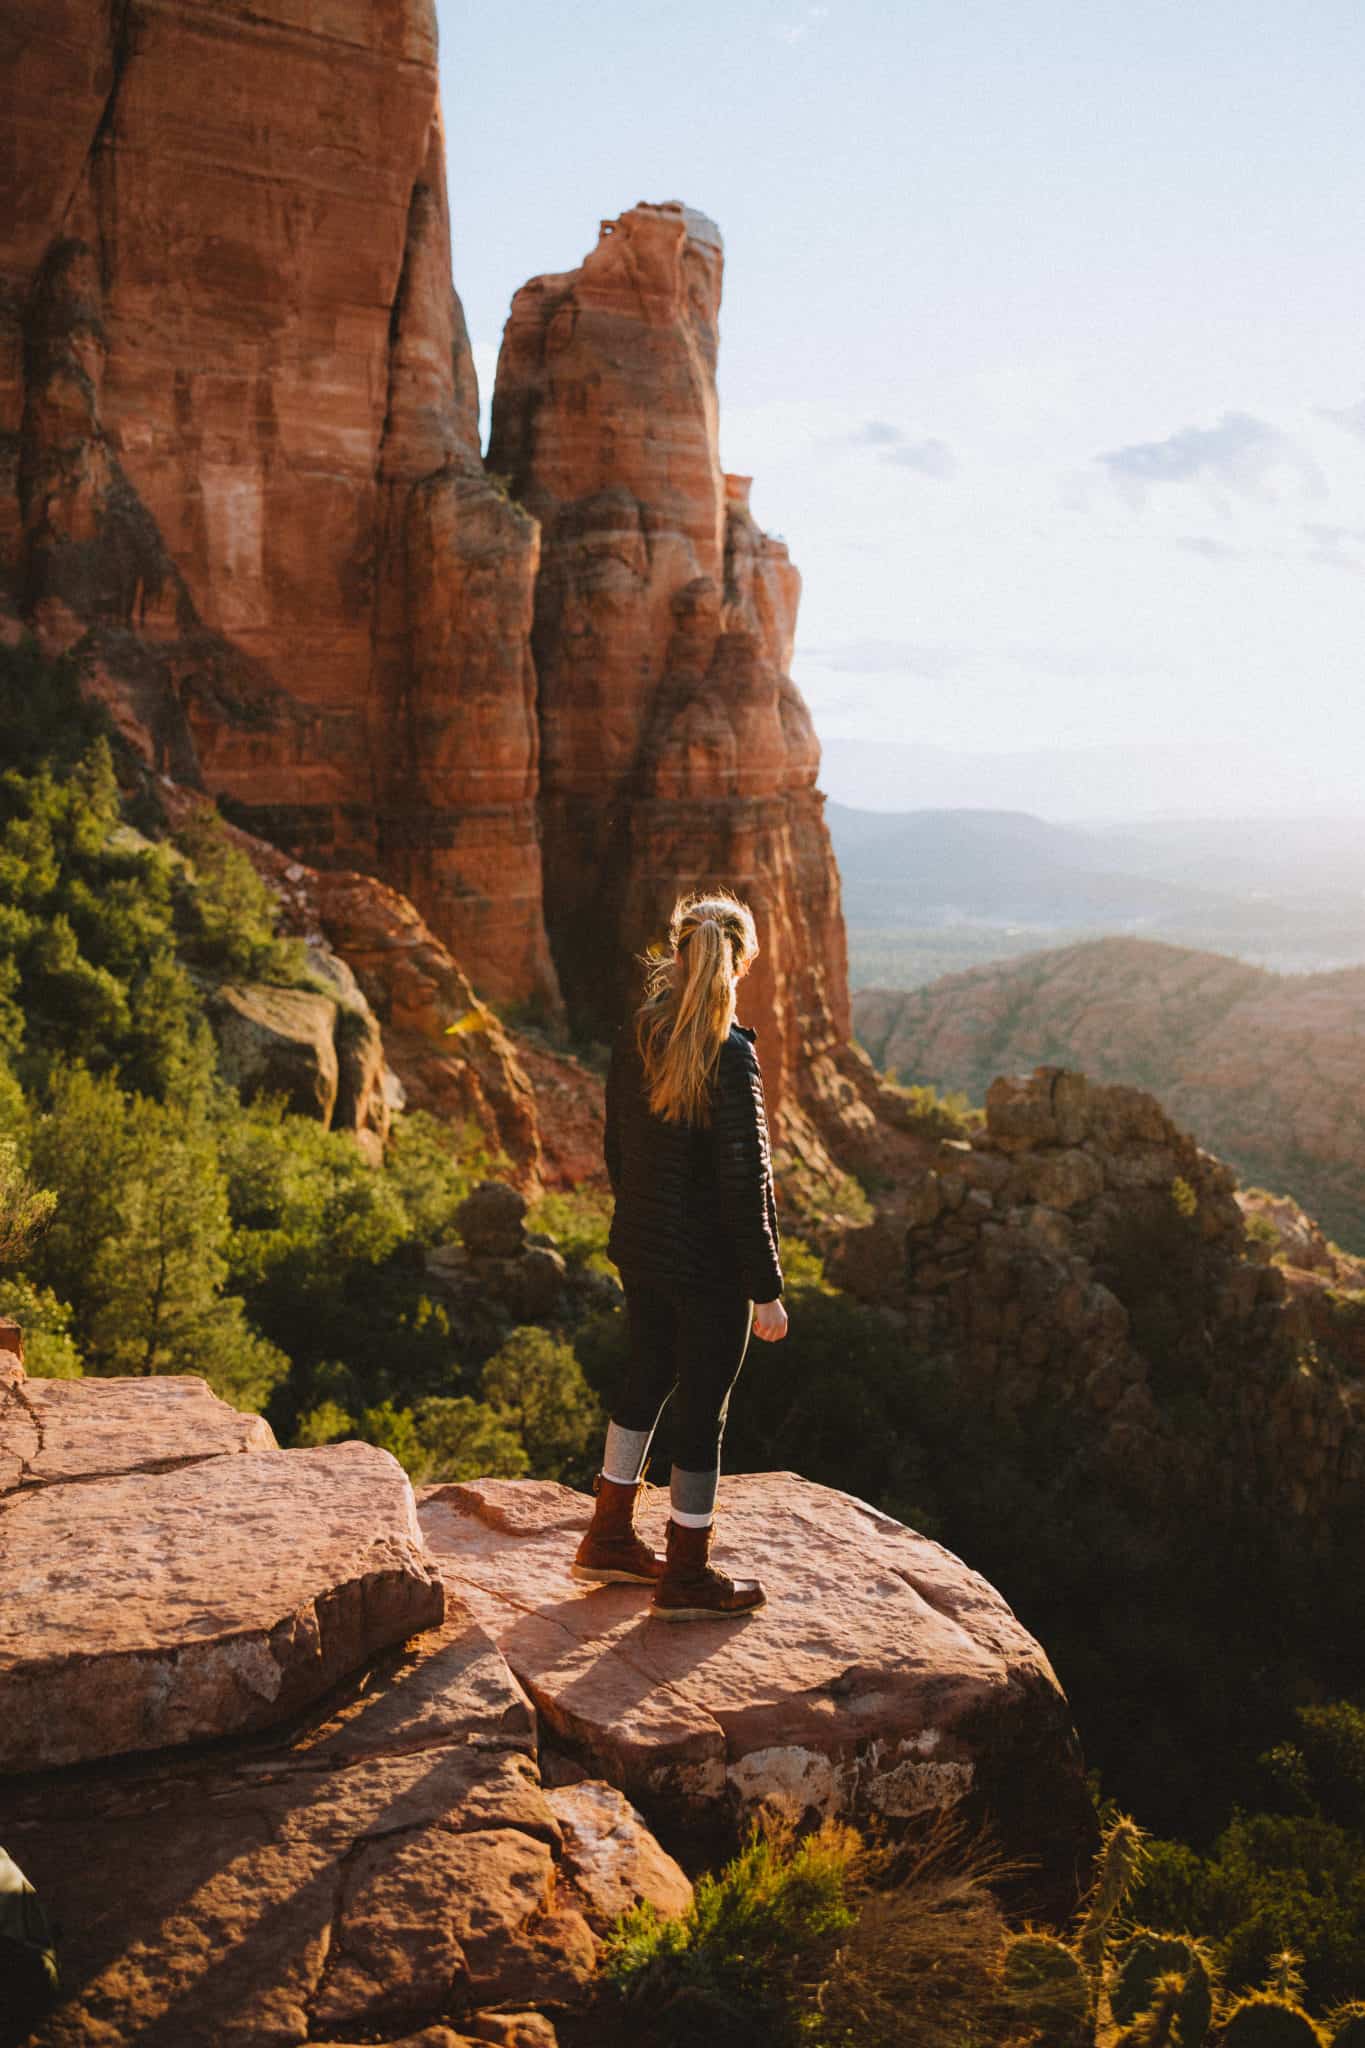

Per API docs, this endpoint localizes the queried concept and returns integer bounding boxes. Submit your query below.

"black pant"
[614,1282,753,1472]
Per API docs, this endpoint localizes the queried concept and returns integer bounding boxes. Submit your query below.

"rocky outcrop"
[419,1472,1096,1908]
[11,1591,597,2047]
[545,1781,693,1934]
[4,1336,1102,2032]
[1240,1186,1365,1377]
[161,785,558,1184]
[1,1364,444,1770]
[834,1066,1365,1530]
[2,0,558,1012]
[853,936,1365,1250]
[209,981,391,1152]
[2,1345,692,2047]
[422,1182,575,1328]
[487,203,881,1161]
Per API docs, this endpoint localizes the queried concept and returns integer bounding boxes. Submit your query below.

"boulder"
[419,1473,1095,1909]
[209,982,342,1123]
[458,1181,530,1259]
[9,1596,585,2048]
[548,1780,694,1933]
[1,1438,444,1769]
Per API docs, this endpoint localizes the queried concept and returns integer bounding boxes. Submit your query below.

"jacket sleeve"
[604,1032,624,1195]
[710,1039,784,1303]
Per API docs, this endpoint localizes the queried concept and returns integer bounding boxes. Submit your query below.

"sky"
[436,0,1365,819]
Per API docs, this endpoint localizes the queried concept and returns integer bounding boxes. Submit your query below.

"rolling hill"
[853,936,1365,1250]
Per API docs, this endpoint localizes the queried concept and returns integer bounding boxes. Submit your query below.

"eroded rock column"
[489,201,854,1135]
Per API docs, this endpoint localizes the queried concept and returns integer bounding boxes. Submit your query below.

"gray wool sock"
[670,1464,718,1528]
[602,1422,653,1485]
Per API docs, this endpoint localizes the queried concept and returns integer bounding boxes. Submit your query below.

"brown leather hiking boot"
[651,1518,766,1621]
[571,1475,664,1584]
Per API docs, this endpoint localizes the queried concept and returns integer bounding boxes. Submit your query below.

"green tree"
[24,1063,284,1408]
[170,809,313,987]
[408,1395,529,1483]
[481,1325,603,1485]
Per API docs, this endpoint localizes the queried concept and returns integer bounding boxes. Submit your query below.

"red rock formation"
[488,203,872,1154]
[4,6,902,1173]
[2,0,558,1011]
[421,1472,1096,1910]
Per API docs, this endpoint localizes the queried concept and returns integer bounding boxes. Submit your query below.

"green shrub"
[602,1821,856,2048]
[526,1184,613,1270]
[170,809,315,988]
[0,1276,82,1378]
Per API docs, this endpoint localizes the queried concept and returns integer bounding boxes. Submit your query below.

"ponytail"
[636,891,759,1124]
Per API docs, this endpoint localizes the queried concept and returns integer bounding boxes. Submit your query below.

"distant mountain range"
[853,936,1365,1250]
[817,734,1364,821]
[827,802,1365,986]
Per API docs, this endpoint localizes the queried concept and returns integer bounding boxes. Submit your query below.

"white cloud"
[774,4,828,44]
[885,438,956,479]
[845,418,956,479]
[1096,409,1324,506]
[1319,396,1365,441]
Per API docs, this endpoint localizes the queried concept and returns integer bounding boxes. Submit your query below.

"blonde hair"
[636,890,759,1124]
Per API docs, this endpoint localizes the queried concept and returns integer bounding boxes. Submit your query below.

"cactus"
[1075,1811,1149,1981]
[1218,1994,1324,2046]
[1263,1949,1309,2007]
[1328,2007,1365,2048]
[1111,1929,1214,2045]
[1115,1969,1187,2047]
[1001,1929,1092,2044]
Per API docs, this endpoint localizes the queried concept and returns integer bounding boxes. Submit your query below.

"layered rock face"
[2,0,558,1011]
[835,1066,1365,1530]
[1,1338,687,2045]
[488,203,861,1146]
[5,4,899,1165]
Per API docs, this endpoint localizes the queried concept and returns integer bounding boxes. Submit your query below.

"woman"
[572,889,788,1621]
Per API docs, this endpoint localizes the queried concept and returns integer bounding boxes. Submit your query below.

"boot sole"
[570,1563,659,1585]
[651,1597,766,1622]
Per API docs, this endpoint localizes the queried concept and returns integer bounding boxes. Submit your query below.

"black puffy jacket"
[605,1021,783,1304]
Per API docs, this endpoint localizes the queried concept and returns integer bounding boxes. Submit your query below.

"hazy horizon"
[438,0,1365,826]
[816,735,1365,824]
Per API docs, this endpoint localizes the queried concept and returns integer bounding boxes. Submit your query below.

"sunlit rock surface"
[419,1470,1095,1907]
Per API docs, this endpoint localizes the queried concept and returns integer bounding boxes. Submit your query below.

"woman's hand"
[753,1298,789,1343]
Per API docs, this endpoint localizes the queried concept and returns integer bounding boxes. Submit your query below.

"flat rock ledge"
[1,1369,445,1769]
[420,1473,1096,1905]
[0,1361,274,1495]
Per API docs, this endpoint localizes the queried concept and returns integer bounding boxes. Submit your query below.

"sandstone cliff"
[487,202,886,1157]
[854,936,1365,1249]
[2,0,558,1013]
[4,9,904,1172]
